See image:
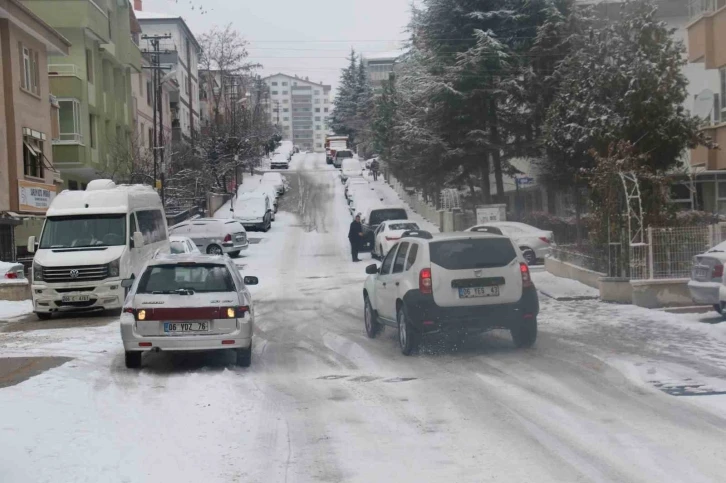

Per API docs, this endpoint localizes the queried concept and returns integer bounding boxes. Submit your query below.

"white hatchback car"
[465,222,554,265]
[689,240,726,314]
[169,236,201,255]
[120,254,258,368]
[363,231,539,355]
[371,220,421,258]
[260,172,285,195]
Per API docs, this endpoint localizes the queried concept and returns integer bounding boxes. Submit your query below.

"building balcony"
[48,65,84,99]
[24,0,110,43]
[687,0,726,68]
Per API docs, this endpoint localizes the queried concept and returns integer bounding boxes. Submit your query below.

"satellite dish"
[693,89,714,120]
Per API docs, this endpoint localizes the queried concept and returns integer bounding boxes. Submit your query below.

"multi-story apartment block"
[21,0,142,189]
[362,50,404,92]
[0,0,69,260]
[263,73,331,152]
[131,54,173,162]
[133,0,200,144]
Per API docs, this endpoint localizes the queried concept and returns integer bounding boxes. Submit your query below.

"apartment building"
[133,0,200,144]
[131,55,173,164]
[0,0,69,260]
[22,0,142,189]
[263,73,331,152]
[362,50,404,92]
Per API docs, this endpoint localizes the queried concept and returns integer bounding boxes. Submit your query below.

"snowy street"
[2,153,726,482]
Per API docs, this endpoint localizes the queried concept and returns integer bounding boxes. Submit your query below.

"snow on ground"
[532,270,600,300]
[0,300,33,321]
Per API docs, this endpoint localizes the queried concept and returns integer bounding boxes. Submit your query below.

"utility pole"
[141,33,173,205]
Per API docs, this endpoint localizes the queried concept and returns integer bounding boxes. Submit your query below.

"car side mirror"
[121,278,135,288]
[365,264,379,275]
[132,231,144,249]
[244,276,259,285]
[28,236,36,253]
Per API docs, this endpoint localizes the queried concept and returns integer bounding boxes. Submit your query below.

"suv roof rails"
[402,230,433,240]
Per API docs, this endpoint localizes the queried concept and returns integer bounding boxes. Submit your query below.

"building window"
[283,99,289,104]
[324,108,329,112]
[283,117,289,121]
[23,133,44,178]
[148,127,153,149]
[271,81,278,86]
[314,98,320,104]
[283,108,289,112]
[315,134,321,139]
[272,90,278,95]
[314,90,320,95]
[86,49,94,83]
[316,143,322,148]
[282,82,287,86]
[315,108,320,113]
[324,99,329,104]
[185,75,189,94]
[107,9,113,41]
[89,114,96,148]
[19,44,40,95]
[315,116,321,121]
[57,99,83,144]
[316,125,321,130]
[720,67,726,112]
[282,90,288,95]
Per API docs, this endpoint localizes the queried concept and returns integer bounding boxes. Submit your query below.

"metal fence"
[550,244,609,275]
[630,223,726,280]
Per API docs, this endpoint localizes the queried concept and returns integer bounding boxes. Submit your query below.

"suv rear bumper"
[402,287,539,333]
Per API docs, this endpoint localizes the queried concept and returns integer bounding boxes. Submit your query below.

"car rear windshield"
[429,238,517,270]
[370,209,407,225]
[389,223,419,231]
[137,264,235,293]
[336,151,353,158]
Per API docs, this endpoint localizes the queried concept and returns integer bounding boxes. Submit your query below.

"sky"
[141,0,414,92]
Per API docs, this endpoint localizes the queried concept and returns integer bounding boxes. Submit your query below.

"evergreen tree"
[330,49,359,140]
[372,74,399,162]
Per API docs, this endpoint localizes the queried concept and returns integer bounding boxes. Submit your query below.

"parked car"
[234,195,272,232]
[333,149,354,168]
[120,254,259,368]
[270,154,290,170]
[260,172,285,195]
[689,240,726,314]
[28,180,169,320]
[0,261,25,280]
[340,158,363,183]
[345,177,369,199]
[361,206,409,250]
[169,236,201,255]
[170,219,248,257]
[253,186,278,220]
[372,220,421,259]
[465,222,554,265]
[362,231,539,355]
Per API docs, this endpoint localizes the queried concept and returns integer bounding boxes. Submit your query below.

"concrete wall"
[599,277,633,304]
[630,279,694,309]
[207,192,231,217]
[0,281,30,301]
[545,256,605,289]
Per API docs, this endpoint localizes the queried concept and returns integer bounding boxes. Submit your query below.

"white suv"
[362,231,539,355]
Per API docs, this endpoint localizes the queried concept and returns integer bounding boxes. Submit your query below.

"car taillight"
[123,308,145,321]
[713,264,724,279]
[539,237,551,244]
[520,263,533,288]
[4,272,18,279]
[223,234,232,243]
[227,306,250,318]
[419,268,432,294]
[385,236,400,241]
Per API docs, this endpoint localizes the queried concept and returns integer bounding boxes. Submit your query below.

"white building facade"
[263,74,331,152]
[134,2,200,143]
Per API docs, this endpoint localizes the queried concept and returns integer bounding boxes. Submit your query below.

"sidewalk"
[532,271,600,301]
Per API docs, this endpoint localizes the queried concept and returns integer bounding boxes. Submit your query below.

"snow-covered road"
[2,153,726,483]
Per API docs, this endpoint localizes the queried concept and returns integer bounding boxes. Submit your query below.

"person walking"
[370,159,380,182]
[348,213,364,262]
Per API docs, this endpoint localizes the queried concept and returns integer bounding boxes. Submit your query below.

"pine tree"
[330,49,359,140]
[372,74,398,162]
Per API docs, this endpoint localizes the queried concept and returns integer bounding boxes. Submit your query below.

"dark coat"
[348,220,363,243]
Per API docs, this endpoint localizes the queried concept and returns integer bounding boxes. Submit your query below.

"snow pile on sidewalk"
[532,271,599,301]
[0,300,33,320]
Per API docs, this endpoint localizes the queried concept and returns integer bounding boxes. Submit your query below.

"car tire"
[229,251,241,258]
[715,304,723,314]
[207,244,223,256]
[522,247,537,266]
[364,295,381,338]
[511,317,538,348]
[397,304,420,356]
[236,345,252,367]
[125,351,141,369]
[35,312,52,321]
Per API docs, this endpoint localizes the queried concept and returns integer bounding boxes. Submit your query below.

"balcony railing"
[689,0,726,20]
[53,133,83,144]
[48,64,82,78]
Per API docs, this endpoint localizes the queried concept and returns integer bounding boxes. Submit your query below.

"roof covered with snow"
[363,49,407,62]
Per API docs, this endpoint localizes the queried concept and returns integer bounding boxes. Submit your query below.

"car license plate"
[163,322,210,333]
[62,295,91,303]
[458,286,499,298]
[696,267,711,280]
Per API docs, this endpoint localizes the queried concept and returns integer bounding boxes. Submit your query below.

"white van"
[28,180,169,320]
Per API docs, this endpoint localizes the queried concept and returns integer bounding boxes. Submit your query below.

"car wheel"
[229,251,241,258]
[522,248,537,265]
[35,312,52,321]
[511,317,538,348]
[364,295,381,338]
[207,244,223,256]
[397,304,420,356]
[715,304,723,314]
[236,345,252,367]
[125,351,142,369]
